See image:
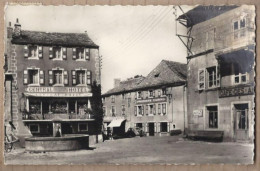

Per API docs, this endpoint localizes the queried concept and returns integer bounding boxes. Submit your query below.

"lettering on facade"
[136,97,167,104]
[219,85,254,98]
[193,109,203,117]
[26,87,90,93]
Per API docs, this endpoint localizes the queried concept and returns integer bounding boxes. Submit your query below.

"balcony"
[22,113,94,120]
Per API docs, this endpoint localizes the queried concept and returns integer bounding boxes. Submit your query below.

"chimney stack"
[114,78,121,88]
[14,18,21,37]
[7,22,13,39]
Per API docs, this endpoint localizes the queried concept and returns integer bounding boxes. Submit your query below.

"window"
[111,106,116,116]
[136,123,143,129]
[78,123,88,132]
[111,95,115,103]
[28,45,38,58]
[233,18,246,39]
[148,90,154,98]
[207,66,220,88]
[160,122,168,132]
[53,70,63,85]
[198,69,205,90]
[29,124,40,133]
[207,106,218,128]
[162,103,166,115]
[122,94,125,100]
[76,70,86,85]
[137,91,142,99]
[234,73,247,84]
[51,100,67,114]
[158,104,161,114]
[162,88,167,96]
[29,100,41,114]
[73,48,90,60]
[158,90,161,97]
[137,105,144,116]
[28,69,39,84]
[103,107,106,116]
[149,104,155,115]
[53,47,62,60]
[122,105,125,115]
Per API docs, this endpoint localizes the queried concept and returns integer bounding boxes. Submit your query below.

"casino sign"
[219,85,254,98]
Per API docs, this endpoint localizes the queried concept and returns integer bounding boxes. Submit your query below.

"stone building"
[102,60,187,136]
[4,19,101,144]
[177,5,255,141]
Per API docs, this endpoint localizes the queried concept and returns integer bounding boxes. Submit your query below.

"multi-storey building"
[102,60,187,136]
[5,19,101,144]
[178,5,255,141]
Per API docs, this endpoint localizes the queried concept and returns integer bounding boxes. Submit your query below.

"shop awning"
[107,119,125,128]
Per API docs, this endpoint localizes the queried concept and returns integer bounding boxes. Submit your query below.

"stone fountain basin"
[25,134,89,152]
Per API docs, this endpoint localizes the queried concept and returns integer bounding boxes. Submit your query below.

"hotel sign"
[219,85,254,98]
[25,87,92,97]
[136,97,167,104]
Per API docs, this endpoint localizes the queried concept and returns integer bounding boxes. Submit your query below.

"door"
[234,104,249,141]
[149,123,155,136]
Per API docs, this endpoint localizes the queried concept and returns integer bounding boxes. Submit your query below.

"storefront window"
[77,101,87,115]
[78,123,88,132]
[29,100,41,114]
[29,124,40,133]
[51,100,67,114]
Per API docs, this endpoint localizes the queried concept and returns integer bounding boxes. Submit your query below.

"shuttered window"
[76,70,86,85]
[53,70,63,84]
[198,69,205,90]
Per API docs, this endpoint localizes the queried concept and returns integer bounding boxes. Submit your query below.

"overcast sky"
[5,5,192,93]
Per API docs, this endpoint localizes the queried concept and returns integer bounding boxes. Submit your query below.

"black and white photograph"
[4,5,255,164]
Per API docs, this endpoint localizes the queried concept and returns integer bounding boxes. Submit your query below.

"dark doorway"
[148,123,155,136]
[61,123,73,134]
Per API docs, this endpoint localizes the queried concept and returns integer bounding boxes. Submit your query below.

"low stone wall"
[25,135,89,152]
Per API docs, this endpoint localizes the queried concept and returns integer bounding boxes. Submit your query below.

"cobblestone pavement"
[5,135,254,165]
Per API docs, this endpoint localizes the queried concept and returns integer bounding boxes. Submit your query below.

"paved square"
[5,136,253,164]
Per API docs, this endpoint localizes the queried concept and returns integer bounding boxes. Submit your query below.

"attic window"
[154,73,160,77]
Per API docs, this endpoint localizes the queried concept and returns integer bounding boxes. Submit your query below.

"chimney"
[114,78,121,88]
[13,18,21,37]
[7,22,13,39]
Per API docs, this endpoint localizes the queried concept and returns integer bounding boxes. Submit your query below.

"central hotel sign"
[25,87,92,97]
[136,97,167,104]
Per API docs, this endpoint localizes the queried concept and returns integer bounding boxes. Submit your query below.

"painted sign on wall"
[193,109,203,117]
[219,85,254,98]
[136,97,167,104]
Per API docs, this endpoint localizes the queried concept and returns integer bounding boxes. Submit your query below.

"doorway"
[148,123,155,136]
[234,103,249,141]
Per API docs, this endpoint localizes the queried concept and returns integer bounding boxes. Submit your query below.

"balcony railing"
[22,113,94,120]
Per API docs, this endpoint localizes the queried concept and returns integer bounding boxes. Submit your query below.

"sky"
[5,5,192,93]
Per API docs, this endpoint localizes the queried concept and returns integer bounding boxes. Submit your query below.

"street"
[5,135,253,164]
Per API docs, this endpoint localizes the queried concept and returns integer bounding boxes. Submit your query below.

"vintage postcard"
[3,5,255,165]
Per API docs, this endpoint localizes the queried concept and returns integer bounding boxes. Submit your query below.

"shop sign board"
[193,109,203,117]
[136,97,167,104]
[219,85,254,98]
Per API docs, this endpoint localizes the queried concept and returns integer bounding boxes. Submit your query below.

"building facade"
[178,5,255,141]
[102,60,187,136]
[5,19,101,143]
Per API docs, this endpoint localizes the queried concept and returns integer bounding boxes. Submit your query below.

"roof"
[178,5,238,27]
[135,60,187,89]
[102,60,187,96]
[11,30,99,48]
[103,76,145,96]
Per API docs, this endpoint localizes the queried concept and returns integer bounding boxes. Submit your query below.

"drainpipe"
[183,84,186,135]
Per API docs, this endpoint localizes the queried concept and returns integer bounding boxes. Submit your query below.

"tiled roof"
[102,60,187,96]
[135,60,187,89]
[103,76,145,96]
[11,30,99,48]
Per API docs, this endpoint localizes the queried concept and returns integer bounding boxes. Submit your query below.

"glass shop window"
[29,124,40,133]
[29,100,41,114]
[78,123,88,132]
[51,100,67,114]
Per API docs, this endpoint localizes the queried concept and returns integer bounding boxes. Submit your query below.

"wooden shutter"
[85,48,90,60]
[24,45,29,58]
[38,46,43,58]
[153,104,156,115]
[158,122,161,132]
[62,48,67,59]
[87,71,92,85]
[134,106,137,116]
[64,70,68,85]
[141,105,144,116]
[23,70,28,84]
[49,47,53,59]
[72,70,76,85]
[72,48,76,60]
[198,69,205,90]
[158,104,161,115]
[154,123,157,133]
[48,70,53,85]
[146,123,149,133]
[167,122,170,132]
[39,70,44,85]
[146,105,149,115]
